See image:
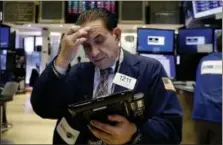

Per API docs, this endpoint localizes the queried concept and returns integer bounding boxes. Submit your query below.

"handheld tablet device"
[68,90,145,125]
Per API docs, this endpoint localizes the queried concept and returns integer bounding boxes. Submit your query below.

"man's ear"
[112,27,121,41]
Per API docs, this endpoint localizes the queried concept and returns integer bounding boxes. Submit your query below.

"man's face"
[81,20,120,69]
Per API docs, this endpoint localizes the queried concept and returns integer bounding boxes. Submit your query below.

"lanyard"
[111,50,122,93]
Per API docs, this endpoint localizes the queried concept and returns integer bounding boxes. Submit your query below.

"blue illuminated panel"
[0,27,10,48]
[137,29,174,53]
[178,28,213,54]
[192,0,222,18]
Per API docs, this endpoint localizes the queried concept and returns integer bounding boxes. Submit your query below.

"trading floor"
[0,1,222,144]
[2,91,56,144]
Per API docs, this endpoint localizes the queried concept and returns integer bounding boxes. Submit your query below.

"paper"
[201,60,222,74]
[56,117,80,145]
[113,73,137,90]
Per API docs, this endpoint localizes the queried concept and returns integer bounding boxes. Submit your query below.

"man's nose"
[91,47,100,57]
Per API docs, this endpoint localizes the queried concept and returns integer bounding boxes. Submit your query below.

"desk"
[175,85,197,144]
[175,85,194,93]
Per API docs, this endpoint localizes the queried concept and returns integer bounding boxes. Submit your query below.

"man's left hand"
[89,114,137,145]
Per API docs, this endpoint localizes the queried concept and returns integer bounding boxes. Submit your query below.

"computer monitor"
[65,1,117,23]
[137,28,175,53]
[0,27,10,48]
[214,29,222,52]
[178,28,213,54]
[192,0,222,19]
[0,50,7,70]
[140,54,176,78]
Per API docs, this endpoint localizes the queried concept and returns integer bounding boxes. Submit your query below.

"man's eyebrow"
[94,34,104,40]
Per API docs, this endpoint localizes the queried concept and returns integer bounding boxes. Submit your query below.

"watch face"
[132,129,143,144]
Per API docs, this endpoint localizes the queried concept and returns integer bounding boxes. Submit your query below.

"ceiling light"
[60,24,63,27]
[28,24,31,27]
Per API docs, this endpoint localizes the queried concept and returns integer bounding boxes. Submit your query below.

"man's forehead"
[81,20,107,33]
[81,19,103,27]
[85,28,107,41]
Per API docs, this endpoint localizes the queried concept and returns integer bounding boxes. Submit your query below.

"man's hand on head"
[89,114,137,145]
[56,26,91,68]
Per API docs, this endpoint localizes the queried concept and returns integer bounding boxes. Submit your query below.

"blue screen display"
[0,27,10,48]
[0,50,7,70]
[193,0,222,18]
[214,29,222,52]
[140,54,176,78]
[137,29,174,53]
[178,28,213,54]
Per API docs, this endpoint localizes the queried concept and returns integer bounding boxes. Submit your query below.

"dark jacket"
[193,52,222,123]
[31,50,183,144]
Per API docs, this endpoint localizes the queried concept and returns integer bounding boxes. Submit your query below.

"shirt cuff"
[52,59,68,78]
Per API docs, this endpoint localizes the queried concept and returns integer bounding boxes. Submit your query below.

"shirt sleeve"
[135,61,183,144]
[52,59,68,78]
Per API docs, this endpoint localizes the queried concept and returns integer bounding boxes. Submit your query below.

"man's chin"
[93,62,111,70]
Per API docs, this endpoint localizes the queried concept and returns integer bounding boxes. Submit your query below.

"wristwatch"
[129,127,143,144]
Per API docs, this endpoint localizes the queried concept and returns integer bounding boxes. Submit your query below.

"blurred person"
[77,56,81,63]
[29,64,40,87]
[31,8,182,145]
[192,34,222,144]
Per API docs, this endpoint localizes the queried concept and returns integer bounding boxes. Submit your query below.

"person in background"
[192,34,222,144]
[31,8,182,145]
[77,56,82,63]
[29,64,40,87]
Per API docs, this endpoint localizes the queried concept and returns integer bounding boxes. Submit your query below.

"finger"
[90,120,117,135]
[108,115,128,123]
[73,37,87,48]
[66,26,81,36]
[69,28,90,41]
[88,125,112,141]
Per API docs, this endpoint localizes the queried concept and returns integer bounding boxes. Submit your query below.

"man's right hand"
[56,26,91,68]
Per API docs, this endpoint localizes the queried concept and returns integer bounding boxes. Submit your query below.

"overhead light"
[142,25,146,28]
[133,25,138,29]
[28,24,31,27]
[60,24,63,27]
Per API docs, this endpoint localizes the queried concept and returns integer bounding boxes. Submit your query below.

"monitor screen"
[0,50,7,70]
[65,1,116,23]
[214,29,222,52]
[137,29,175,53]
[192,1,222,18]
[178,28,213,54]
[67,1,116,14]
[140,54,176,78]
[0,27,10,48]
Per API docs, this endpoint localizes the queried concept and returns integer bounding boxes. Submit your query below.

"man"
[31,8,182,144]
[77,56,81,63]
[193,34,222,144]
[29,64,40,87]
